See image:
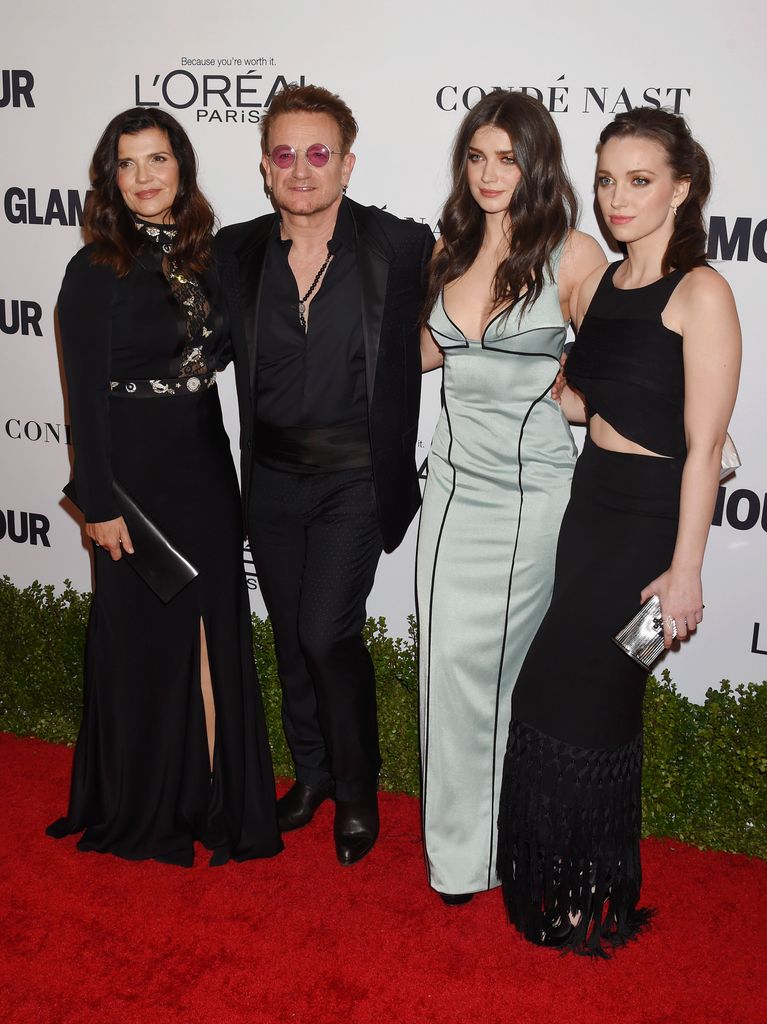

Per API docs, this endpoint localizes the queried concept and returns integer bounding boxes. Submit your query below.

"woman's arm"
[558,382,587,424]
[420,235,444,372]
[421,325,444,372]
[640,268,741,645]
[554,248,607,422]
[59,249,133,559]
[558,230,607,325]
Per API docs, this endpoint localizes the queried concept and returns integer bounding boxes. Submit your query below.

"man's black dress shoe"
[334,795,379,866]
[439,892,474,906]
[276,781,333,832]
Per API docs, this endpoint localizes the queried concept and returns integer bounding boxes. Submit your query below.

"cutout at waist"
[588,414,672,460]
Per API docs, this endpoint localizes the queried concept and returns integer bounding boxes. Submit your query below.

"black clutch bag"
[63,479,198,603]
[612,595,677,671]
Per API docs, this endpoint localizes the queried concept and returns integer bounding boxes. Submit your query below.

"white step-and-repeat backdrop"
[2,0,765,700]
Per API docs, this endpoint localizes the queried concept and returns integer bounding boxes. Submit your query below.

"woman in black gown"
[47,107,283,867]
[497,108,741,954]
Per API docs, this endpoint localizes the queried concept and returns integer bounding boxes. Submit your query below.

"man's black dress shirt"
[256,199,367,431]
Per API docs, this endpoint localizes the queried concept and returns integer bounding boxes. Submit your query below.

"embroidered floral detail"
[166,262,212,373]
[179,344,207,377]
[135,220,212,376]
[149,379,176,395]
[109,372,215,396]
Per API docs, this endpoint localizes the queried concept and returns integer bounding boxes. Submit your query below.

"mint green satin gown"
[417,252,576,895]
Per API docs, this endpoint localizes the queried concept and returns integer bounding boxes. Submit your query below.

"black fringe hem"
[498,719,651,958]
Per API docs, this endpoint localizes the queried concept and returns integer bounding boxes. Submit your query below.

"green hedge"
[1,576,765,858]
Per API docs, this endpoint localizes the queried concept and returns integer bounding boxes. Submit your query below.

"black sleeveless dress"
[47,224,283,866]
[497,261,687,955]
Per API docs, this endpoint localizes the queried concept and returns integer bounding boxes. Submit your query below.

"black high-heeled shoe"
[540,912,575,947]
[439,891,474,906]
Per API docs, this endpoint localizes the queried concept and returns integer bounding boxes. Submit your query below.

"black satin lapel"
[244,269,264,393]
[238,221,273,392]
[358,242,389,404]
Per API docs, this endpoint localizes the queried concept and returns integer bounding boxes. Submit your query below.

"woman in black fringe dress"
[47,107,282,867]
[497,108,741,954]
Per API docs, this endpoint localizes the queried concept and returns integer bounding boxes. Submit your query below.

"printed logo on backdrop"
[133,58,306,124]
[435,80,691,115]
[5,419,71,444]
[0,300,43,336]
[707,217,767,263]
[0,510,50,547]
[243,540,258,591]
[714,476,767,657]
[712,484,767,534]
[751,623,767,656]
[3,188,88,226]
[417,445,428,488]
[0,70,34,108]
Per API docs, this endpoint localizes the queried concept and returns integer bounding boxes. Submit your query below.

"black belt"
[254,419,371,469]
[110,371,217,397]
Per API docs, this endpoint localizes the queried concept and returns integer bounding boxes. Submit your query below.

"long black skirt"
[47,386,283,866]
[497,435,683,955]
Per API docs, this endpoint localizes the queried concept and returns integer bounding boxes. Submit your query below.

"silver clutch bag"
[720,432,741,481]
[611,437,737,671]
[612,595,677,671]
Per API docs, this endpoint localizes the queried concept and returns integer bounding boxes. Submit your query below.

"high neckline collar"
[134,218,177,243]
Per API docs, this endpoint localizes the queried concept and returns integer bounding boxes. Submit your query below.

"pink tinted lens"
[271,145,296,168]
[305,144,331,167]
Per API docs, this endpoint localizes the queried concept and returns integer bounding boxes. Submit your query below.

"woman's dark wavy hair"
[423,90,578,325]
[85,107,214,277]
[599,107,711,275]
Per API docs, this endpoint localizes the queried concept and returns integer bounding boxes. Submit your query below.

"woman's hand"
[551,354,567,403]
[85,516,134,561]
[640,568,703,648]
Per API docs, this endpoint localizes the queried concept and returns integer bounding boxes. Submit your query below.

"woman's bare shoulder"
[678,264,735,305]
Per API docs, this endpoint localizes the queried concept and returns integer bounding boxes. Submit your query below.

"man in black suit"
[215,84,433,865]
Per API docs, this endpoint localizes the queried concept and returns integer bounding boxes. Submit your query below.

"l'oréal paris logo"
[134,67,307,124]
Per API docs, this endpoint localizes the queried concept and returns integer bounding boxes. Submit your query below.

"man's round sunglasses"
[268,143,342,169]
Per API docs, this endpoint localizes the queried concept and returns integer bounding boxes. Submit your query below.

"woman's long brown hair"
[423,91,578,327]
[85,107,214,277]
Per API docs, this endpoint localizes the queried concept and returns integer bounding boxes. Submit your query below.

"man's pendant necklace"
[298,251,333,333]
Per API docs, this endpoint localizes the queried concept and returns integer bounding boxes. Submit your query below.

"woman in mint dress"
[417,91,604,904]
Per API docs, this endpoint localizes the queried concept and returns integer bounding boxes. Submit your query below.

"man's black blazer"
[215,198,435,553]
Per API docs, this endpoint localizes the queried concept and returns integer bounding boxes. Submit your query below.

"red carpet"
[1,734,764,1024]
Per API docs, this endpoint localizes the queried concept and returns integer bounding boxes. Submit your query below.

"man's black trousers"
[248,461,384,802]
